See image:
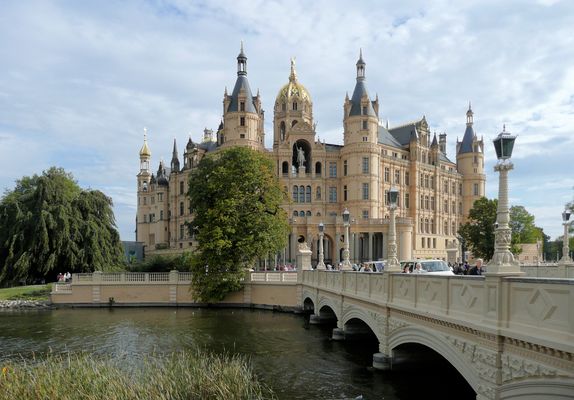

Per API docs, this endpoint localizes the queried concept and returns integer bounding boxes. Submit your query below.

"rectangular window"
[329,187,337,203]
[363,136,368,142]
[362,120,368,130]
[427,238,431,248]
[240,133,245,138]
[384,167,390,182]
[143,214,147,223]
[179,224,184,240]
[444,199,448,213]
[151,196,155,205]
[385,190,389,205]
[343,160,348,176]
[444,180,448,194]
[344,185,348,201]
[422,238,425,248]
[362,210,369,219]
[160,210,164,220]
[405,172,410,186]
[362,157,369,174]
[362,183,369,200]
[474,183,479,196]
[329,162,337,177]
[158,192,163,202]
[452,182,456,194]
[180,202,184,216]
[362,106,367,115]
[420,195,424,209]
[431,196,435,211]
[405,193,410,209]
[240,117,245,126]
[394,169,400,184]
[240,102,245,112]
[180,181,184,195]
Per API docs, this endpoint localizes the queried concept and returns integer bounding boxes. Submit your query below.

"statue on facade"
[296,146,305,168]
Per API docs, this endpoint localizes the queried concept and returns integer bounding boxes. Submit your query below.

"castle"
[136,46,485,265]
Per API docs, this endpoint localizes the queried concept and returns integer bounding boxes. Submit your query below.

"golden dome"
[276,58,311,103]
[139,128,151,157]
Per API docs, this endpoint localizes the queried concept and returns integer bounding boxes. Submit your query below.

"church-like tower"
[220,43,264,150]
[341,51,382,220]
[456,103,486,220]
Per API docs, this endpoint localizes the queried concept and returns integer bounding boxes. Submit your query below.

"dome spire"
[466,101,473,126]
[139,127,151,157]
[289,57,297,82]
[356,48,366,80]
[237,41,247,76]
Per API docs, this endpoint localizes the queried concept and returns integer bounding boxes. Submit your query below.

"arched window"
[420,218,424,233]
[431,219,435,234]
[315,162,322,175]
[299,210,305,217]
[306,211,311,217]
[306,186,311,203]
[292,186,298,202]
[293,102,298,111]
[293,211,298,217]
[280,121,286,141]
[316,186,321,200]
[425,219,429,233]
[299,185,305,203]
[143,181,148,191]
[282,161,289,174]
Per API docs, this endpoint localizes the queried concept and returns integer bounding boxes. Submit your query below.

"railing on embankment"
[51,270,300,308]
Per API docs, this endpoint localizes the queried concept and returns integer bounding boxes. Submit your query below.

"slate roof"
[227,75,257,113]
[388,122,419,146]
[458,124,475,154]
[378,126,403,148]
[349,80,376,117]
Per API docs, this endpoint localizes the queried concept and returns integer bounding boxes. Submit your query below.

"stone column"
[335,233,341,265]
[368,232,373,261]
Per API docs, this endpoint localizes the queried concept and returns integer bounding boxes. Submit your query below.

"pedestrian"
[468,259,484,275]
[412,263,425,274]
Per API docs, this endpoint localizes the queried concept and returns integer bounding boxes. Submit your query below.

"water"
[0,308,474,399]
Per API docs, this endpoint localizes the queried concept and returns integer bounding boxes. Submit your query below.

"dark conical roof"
[228,75,257,113]
[349,80,376,117]
[458,125,475,154]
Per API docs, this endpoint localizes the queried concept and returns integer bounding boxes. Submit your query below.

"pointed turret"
[349,50,376,117]
[458,103,476,154]
[227,43,257,113]
[431,132,438,147]
[139,127,151,172]
[170,138,180,173]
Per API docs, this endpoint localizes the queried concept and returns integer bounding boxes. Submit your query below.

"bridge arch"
[388,325,480,395]
[499,377,574,400]
[340,308,382,342]
[316,296,340,321]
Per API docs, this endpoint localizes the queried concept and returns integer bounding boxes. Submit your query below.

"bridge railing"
[69,271,298,285]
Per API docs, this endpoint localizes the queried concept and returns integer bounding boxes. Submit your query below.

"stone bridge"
[301,270,574,400]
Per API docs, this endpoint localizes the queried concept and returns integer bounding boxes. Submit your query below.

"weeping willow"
[0,167,124,285]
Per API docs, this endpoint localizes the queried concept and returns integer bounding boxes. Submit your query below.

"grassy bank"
[0,284,51,301]
[0,350,275,400]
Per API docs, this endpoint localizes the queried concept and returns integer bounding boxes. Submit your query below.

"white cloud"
[0,0,572,241]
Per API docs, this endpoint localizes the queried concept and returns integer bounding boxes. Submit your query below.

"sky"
[0,0,573,241]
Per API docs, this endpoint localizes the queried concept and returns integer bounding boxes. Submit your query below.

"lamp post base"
[485,250,523,275]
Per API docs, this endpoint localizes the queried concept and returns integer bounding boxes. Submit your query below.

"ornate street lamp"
[317,222,326,270]
[487,125,521,274]
[559,210,572,265]
[386,187,401,272]
[341,208,352,270]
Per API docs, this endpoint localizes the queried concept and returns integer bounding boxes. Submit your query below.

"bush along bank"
[0,300,52,309]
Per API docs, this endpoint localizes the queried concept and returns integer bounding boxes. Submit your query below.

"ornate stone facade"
[136,47,486,263]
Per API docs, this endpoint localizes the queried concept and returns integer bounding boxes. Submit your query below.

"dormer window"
[362,106,367,115]
[240,117,245,126]
[240,102,245,112]
[293,102,298,111]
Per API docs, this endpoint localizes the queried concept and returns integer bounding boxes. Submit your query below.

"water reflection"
[0,308,474,399]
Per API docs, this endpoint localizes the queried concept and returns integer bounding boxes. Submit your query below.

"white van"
[400,259,454,276]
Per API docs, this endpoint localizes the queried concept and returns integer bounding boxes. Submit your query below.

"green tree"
[188,147,289,301]
[458,198,544,261]
[0,167,123,285]
[458,197,498,260]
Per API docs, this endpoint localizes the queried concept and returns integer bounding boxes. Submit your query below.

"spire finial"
[241,40,244,54]
[143,126,147,140]
[289,57,297,82]
[468,101,472,111]
[356,49,366,80]
[466,102,474,126]
[503,124,506,132]
[237,42,247,75]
